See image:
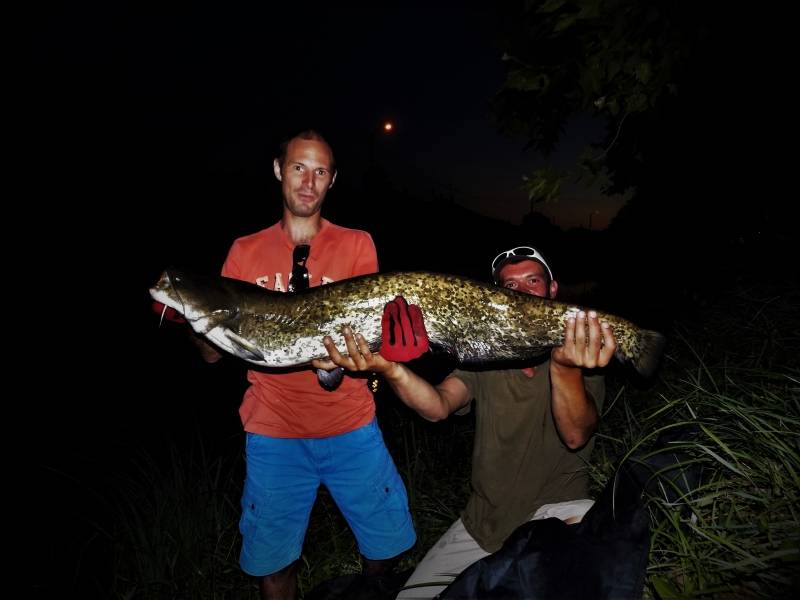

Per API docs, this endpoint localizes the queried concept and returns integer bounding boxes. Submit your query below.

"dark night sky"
[27,2,792,259]
[30,2,624,235]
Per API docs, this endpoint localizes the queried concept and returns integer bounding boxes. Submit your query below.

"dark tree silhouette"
[490,0,791,304]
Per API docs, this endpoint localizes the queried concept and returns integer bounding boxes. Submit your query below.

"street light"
[368,119,395,165]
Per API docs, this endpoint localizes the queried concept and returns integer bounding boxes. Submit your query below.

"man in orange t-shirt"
[198,129,416,599]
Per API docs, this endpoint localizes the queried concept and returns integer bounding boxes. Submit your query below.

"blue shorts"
[238,418,416,576]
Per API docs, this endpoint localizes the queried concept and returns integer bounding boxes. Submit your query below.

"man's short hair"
[277,129,336,171]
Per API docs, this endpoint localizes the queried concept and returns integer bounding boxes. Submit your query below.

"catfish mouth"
[150,270,189,318]
[167,269,242,332]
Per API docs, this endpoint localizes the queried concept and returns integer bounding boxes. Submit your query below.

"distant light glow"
[383,121,394,132]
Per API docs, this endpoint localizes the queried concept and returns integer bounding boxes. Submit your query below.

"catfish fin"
[317,367,345,390]
[223,330,266,362]
[618,329,666,378]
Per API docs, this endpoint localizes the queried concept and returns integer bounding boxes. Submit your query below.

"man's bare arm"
[312,326,469,421]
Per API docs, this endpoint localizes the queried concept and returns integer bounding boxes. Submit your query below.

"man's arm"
[549,310,616,449]
[312,326,470,421]
[190,334,223,363]
[153,300,222,363]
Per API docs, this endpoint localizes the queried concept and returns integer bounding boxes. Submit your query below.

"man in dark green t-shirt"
[314,245,618,599]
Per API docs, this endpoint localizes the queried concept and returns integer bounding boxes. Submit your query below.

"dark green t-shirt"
[453,360,605,552]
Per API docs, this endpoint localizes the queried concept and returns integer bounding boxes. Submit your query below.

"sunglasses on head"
[289,244,310,292]
[491,246,553,281]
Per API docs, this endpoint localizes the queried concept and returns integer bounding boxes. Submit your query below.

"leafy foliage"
[492,0,716,201]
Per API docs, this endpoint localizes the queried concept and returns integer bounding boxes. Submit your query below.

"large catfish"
[150,269,665,377]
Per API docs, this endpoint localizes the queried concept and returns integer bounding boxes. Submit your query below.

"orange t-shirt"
[221,219,378,438]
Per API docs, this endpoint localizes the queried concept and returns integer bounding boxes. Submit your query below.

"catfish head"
[150,268,240,334]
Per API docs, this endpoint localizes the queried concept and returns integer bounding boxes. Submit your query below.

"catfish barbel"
[150,269,666,377]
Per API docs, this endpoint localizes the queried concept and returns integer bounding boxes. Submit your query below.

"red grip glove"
[152,301,186,324]
[379,296,429,362]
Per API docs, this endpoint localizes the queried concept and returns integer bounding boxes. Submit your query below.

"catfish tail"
[621,329,666,378]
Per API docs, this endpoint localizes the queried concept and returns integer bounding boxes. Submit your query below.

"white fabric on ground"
[396,498,594,599]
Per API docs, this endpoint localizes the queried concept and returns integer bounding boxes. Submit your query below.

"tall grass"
[592,283,799,597]
[101,440,256,599]
[595,367,799,598]
[97,282,798,597]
